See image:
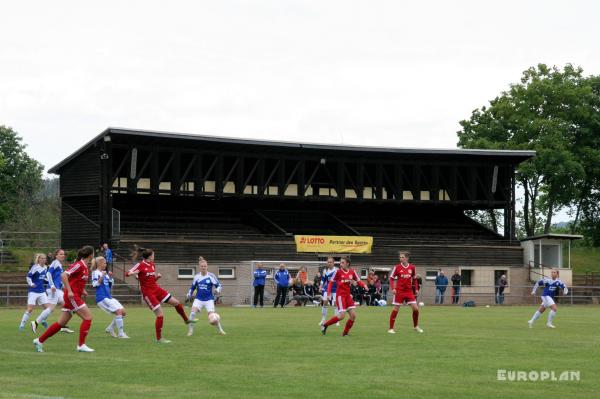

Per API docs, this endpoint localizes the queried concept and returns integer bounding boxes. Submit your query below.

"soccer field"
[1,305,597,399]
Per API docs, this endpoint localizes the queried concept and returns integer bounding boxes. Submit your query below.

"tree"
[457,64,600,237]
[0,125,44,226]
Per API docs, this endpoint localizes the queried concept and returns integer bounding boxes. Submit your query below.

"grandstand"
[48,128,535,304]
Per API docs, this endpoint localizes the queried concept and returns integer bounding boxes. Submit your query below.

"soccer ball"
[377,299,387,306]
[208,313,221,325]
[418,302,425,307]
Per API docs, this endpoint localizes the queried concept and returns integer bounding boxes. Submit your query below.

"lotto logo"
[300,237,325,244]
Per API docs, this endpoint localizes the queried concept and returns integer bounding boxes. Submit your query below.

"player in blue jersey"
[35,249,75,334]
[252,262,267,308]
[528,269,569,329]
[91,257,129,338]
[319,257,340,326]
[186,257,225,336]
[19,254,52,332]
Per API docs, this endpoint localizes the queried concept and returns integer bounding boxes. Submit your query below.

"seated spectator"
[303,282,321,305]
[313,272,321,292]
[352,284,367,306]
[364,283,375,306]
[291,278,307,306]
[297,266,308,285]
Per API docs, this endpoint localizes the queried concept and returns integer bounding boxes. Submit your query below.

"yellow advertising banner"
[294,235,373,254]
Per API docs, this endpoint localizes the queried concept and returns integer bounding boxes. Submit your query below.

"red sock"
[324,316,339,327]
[412,310,419,327]
[175,304,188,322]
[389,309,398,329]
[39,322,61,343]
[78,319,92,346]
[155,316,164,340]
[343,319,354,335]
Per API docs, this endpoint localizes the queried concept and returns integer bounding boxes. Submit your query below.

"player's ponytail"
[76,245,95,261]
[141,248,154,260]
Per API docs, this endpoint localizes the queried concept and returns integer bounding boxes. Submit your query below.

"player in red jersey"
[388,251,423,333]
[126,248,194,343]
[33,245,96,352]
[320,257,367,336]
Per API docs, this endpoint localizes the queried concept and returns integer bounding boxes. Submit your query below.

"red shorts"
[335,293,356,312]
[62,294,87,313]
[142,286,172,311]
[393,291,417,305]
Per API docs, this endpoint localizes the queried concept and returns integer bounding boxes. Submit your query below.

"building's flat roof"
[521,234,584,242]
[49,127,536,173]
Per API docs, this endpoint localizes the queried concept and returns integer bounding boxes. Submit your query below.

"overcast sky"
[1,1,599,219]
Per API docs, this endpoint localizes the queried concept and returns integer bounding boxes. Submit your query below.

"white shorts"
[97,298,124,314]
[46,288,65,305]
[27,292,49,306]
[541,296,556,308]
[192,299,215,313]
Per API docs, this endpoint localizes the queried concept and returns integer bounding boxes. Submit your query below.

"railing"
[0,283,238,306]
[0,231,59,249]
[1,284,599,307]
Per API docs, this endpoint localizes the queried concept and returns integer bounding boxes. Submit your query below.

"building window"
[178,267,195,279]
[461,269,473,286]
[425,270,439,281]
[218,267,236,279]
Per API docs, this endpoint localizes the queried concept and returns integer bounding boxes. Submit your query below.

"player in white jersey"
[186,257,225,336]
[20,254,52,333]
[91,257,129,338]
[319,257,340,326]
[36,249,74,334]
[528,269,568,328]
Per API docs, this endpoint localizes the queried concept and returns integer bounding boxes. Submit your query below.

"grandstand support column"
[99,135,113,244]
[503,166,516,242]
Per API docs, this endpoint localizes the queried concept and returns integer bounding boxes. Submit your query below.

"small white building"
[520,233,583,286]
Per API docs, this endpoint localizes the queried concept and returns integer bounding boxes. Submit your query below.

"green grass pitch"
[0,305,598,399]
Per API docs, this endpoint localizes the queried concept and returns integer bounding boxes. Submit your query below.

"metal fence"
[0,231,59,248]
[1,283,599,307]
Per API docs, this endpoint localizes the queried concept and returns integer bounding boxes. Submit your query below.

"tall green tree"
[457,64,599,237]
[0,125,44,226]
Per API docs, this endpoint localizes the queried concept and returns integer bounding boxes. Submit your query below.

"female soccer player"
[33,249,75,334]
[126,248,194,343]
[319,257,339,326]
[20,254,52,332]
[33,245,95,352]
[320,256,367,336]
[186,257,225,336]
[92,256,129,338]
[388,251,423,334]
[528,268,568,328]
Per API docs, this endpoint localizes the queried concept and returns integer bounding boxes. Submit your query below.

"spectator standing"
[102,243,113,272]
[252,263,267,308]
[434,270,448,304]
[496,275,508,305]
[273,263,290,308]
[451,270,462,304]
